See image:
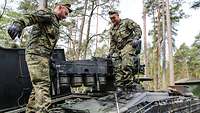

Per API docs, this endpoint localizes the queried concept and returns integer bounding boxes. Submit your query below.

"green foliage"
[18,0,38,13]
[170,0,187,25]
[192,32,200,48]
[144,0,187,90]
[95,43,109,57]
[191,0,200,9]
[188,34,200,78]
[174,43,190,63]
[190,85,200,97]
[145,0,186,48]
[174,43,190,80]
[0,9,23,48]
[174,33,200,79]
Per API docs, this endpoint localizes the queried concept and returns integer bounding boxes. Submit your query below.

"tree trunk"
[72,26,77,60]
[162,0,167,89]
[185,60,189,78]
[166,0,174,86]
[143,0,148,77]
[156,7,161,90]
[95,0,99,56]
[142,0,150,90]
[38,0,47,10]
[152,8,158,90]
[77,0,88,59]
[152,49,157,90]
[83,1,95,59]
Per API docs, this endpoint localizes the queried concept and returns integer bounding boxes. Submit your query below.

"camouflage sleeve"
[109,38,115,54]
[14,10,53,29]
[109,31,116,55]
[126,19,142,39]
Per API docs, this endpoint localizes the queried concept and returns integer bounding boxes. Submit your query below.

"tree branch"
[0,0,7,18]
[191,1,200,9]
[88,33,104,41]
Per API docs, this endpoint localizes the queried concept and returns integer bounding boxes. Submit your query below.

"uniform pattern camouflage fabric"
[109,18,142,87]
[16,10,60,57]
[26,54,51,113]
[14,10,60,113]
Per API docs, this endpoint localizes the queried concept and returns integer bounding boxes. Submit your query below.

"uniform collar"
[54,14,61,22]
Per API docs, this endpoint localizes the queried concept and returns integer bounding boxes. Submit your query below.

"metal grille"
[133,97,200,113]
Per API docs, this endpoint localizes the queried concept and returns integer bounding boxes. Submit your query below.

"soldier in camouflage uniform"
[108,11,142,89]
[8,3,72,113]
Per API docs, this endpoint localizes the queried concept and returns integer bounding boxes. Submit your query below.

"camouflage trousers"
[26,54,51,113]
[112,44,135,88]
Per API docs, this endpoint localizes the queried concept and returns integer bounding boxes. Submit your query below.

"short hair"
[55,3,72,13]
[108,10,119,15]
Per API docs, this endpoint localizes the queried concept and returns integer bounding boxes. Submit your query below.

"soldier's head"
[108,10,120,25]
[54,3,72,20]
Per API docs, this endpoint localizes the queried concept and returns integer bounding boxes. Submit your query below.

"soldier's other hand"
[107,53,112,59]
[132,38,141,48]
[8,23,22,40]
[132,38,141,55]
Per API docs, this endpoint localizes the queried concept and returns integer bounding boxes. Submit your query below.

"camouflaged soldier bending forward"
[7,3,72,113]
[108,10,142,90]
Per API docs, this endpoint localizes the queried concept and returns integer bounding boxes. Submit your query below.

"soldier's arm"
[109,38,116,55]
[8,10,53,40]
[109,31,116,55]
[127,19,142,39]
[14,10,53,29]
[126,19,142,55]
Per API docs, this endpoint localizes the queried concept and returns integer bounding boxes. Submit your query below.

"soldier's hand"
[132,38,141,55]
[132,38,141,48]
[8,23,22,40]
[107,53,112,59]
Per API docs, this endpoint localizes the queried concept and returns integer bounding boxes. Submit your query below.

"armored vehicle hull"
[0,47,200,113]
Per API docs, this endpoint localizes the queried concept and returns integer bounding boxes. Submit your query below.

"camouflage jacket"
[14,10,60,57]
[109,18,142,54]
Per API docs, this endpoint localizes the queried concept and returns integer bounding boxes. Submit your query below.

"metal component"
[56,65,60,95]
[114,92,120,113]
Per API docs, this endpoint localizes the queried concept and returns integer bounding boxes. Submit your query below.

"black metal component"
[132,55,145,75]
[51,49,66,61]
[53,57,115,92]
[0,47,67,112]
[0,47,32,111]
